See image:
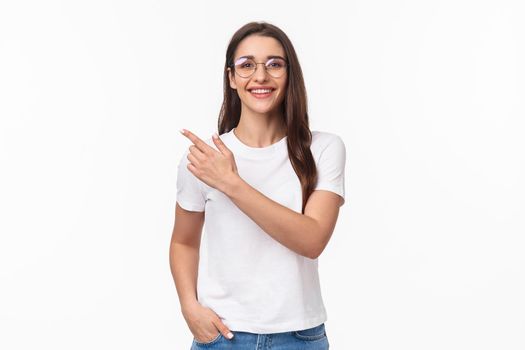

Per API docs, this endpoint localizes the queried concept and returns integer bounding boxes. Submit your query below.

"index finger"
[180,128,215,154]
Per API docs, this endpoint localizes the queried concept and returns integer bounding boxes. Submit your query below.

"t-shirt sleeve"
[176,150,206,212]
[314,134,346,206]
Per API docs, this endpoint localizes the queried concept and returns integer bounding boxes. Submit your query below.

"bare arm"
[178,129,345,261]
[169,202,204,311]
[224,177,343,259]
[170,203,235,340]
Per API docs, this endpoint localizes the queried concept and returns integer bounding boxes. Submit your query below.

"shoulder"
[310,130,345,156]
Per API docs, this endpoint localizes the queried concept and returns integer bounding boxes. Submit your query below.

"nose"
[253,63,269,82]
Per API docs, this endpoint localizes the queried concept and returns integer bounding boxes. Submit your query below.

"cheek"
[277,81,287,99]
[278,79,287,95]
[281,77,288,90]
[235,80,248,92]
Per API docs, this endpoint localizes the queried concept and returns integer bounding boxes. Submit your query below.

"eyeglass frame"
[229,55,288,78]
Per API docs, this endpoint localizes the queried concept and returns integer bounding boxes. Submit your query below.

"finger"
[212,133,230,155]
[180,128,214,155]
[187,153,201,168]
[212,319,234,340]
[187,162,198,177]
[188,144,205,161]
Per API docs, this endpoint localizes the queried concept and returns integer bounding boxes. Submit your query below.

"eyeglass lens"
[233,57,287,78]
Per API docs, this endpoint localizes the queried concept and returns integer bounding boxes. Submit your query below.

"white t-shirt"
[176,127,346,334]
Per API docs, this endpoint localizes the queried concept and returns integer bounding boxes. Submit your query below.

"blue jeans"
[191,323,329,349]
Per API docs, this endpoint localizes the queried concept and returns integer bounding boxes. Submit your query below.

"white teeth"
[250,89,273,94]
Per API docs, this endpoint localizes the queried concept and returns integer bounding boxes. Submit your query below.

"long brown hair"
[218,21,317,214]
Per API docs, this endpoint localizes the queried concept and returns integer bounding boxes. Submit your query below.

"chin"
[250,106,279,114]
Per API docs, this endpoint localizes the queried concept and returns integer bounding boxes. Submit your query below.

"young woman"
[170,21,346,349]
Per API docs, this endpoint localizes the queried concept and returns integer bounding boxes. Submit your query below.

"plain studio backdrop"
[0,0,524,349]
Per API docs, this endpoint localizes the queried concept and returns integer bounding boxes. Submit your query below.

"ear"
[227,67,237,90]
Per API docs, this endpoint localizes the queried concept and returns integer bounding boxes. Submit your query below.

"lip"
[247,86,275,90]
[247,86,276,99]
[248,88,275,99]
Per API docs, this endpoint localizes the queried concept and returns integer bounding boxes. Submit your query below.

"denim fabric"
[191,323,329,349]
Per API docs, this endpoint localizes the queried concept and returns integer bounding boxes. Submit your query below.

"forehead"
[234,35,285,60]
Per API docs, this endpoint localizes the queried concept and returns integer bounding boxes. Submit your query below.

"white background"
[1,0,524,349]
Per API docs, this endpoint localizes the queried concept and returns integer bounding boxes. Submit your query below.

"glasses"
[231,56,288,78]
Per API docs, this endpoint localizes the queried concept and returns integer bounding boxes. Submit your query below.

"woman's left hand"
[180,128,239,193]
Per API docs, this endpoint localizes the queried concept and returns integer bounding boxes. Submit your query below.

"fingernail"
[179,128,186,134]
[212,133,219,139]
[227,332,234,339]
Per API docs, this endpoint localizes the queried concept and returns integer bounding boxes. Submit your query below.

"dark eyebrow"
[237,55,286,60]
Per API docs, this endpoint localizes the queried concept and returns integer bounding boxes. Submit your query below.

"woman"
[170,21,346,349]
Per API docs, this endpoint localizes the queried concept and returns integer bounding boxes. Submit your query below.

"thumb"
[213,318,234,340]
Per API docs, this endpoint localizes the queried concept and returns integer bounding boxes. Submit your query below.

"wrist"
[181,299,200,314]
[222,173,243,197]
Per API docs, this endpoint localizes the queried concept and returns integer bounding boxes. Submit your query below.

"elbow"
[307,233,331,259]
[305,224,328,259]
[306,245,324,260]
[306,251,320,260]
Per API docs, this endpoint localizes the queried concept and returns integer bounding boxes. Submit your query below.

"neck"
[234,109,286,148]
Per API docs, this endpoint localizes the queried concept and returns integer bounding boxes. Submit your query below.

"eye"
[267,58,285,68]
[234,57,251,67]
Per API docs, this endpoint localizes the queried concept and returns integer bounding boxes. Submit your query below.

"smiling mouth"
[248,88,275,98]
